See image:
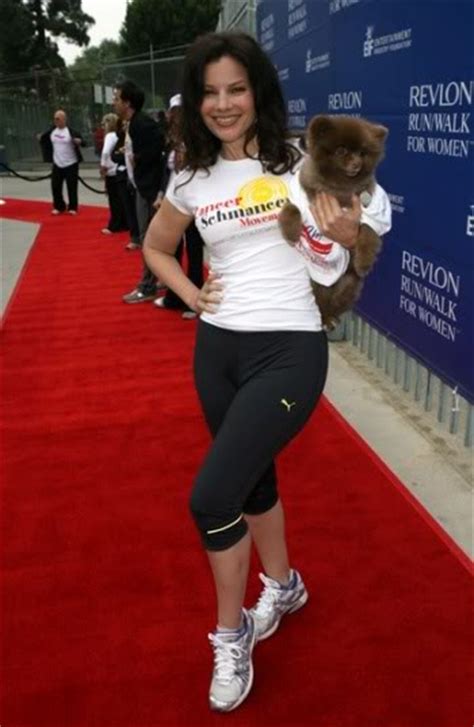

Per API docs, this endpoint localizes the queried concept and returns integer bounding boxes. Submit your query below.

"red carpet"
[1,199,472,727]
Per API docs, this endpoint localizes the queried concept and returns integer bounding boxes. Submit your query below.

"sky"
[57,0,129,65]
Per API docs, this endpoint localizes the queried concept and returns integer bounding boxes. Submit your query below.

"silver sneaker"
[249,569,308,641]
[122,288,156,304]
[208,609,256,712]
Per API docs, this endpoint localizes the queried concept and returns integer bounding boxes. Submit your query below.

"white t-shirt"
[167,149,176,171]
[124,129,135,187]
[50,127,77,168]
[100,131,118,176]
[166,155,391,332]
[289,173,392,284]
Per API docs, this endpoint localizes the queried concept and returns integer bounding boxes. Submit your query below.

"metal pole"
[150,43,156,107]
[33,66,40,99]
[50,71,57,108]
[100,52,106,116]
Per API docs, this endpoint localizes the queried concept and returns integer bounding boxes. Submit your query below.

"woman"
[99,113,128,234]
[153,94,204,319]
[110,121,140,249]
[144,32,391,712]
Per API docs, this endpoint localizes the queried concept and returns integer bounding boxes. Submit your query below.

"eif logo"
[363,26,375,57]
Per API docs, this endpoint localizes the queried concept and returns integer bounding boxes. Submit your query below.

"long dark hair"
[167,106,182,151]
[181,32,301,175]
[166,106,185,171]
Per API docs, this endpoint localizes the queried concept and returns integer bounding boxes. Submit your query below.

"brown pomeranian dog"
[279,114,388,328]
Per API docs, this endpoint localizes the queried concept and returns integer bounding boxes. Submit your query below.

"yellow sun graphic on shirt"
[238,176,288,208]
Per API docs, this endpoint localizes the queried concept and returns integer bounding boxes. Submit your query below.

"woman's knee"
[242,464,278,515]
[189,481,248,551]
[243,487,278,516]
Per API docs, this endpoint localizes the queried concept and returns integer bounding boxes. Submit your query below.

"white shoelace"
[208,633,245,685]
[253,573,282,617]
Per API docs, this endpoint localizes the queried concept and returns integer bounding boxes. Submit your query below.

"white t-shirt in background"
[166,155,391,333]
[124,129,135,187]
[100,131,118,176]
[50,127,77,168]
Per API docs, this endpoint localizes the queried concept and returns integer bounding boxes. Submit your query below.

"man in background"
[38,110,84,215]
[113,80,166,303]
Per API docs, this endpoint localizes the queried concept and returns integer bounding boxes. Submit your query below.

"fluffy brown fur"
[279,115,388,328]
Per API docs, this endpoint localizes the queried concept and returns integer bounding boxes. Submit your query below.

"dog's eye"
[335,147,347,157]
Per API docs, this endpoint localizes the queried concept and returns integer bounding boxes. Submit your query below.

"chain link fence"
[0,67,97,165]
[0,47,186,166]
[101,47,187,115]
[217,0,257,34]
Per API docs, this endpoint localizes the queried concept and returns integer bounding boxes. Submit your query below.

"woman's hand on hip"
[194,271,223,314]
[153,192,164,210]
[310,192,361,249]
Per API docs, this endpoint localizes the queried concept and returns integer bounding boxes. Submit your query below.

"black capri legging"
[191,320,328,551]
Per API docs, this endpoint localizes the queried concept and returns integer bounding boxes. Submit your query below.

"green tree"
[0,0,35,75]
[0,0,95,74]
[69,39,122,80]
[120,0,221,56]
[66,40,123,129]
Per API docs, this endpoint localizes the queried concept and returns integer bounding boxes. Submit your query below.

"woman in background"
[100,113,129,235]
[153,94,204,319]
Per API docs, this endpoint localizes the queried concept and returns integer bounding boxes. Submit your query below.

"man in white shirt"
[38,110,84,215]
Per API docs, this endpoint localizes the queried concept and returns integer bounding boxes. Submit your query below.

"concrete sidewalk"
[1,173,472,560]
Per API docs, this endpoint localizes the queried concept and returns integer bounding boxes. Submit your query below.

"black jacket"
[111,131,127,178]
[39,126,85,164]
[128,111,166,200]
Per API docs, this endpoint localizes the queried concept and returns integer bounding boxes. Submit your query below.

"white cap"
[168,93,182,110]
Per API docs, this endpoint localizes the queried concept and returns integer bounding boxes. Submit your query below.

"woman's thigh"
[193,328,328,512]
[194,322,239,436]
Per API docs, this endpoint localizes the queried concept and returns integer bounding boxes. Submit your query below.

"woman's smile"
[200,55,257,158]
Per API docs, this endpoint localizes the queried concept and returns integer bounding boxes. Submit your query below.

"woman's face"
[200,55,256,155]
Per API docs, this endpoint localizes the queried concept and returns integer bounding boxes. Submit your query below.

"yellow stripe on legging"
[206,514,243,535]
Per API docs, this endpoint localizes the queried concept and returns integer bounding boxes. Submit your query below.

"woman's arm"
[289,179,354,285]
[143,199,197,307]
[100,132,117,176]
[144,199,223,314]
[310,193,361,249]
[289,170,392,286]
[101,132,116,165]
[311,185,392,245]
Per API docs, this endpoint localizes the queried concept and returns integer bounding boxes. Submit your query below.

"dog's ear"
[369,123,389,142]
[308,115,335,141]
[306,115,335,154]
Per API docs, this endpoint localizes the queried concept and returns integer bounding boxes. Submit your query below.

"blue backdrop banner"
[257,0,474,402]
